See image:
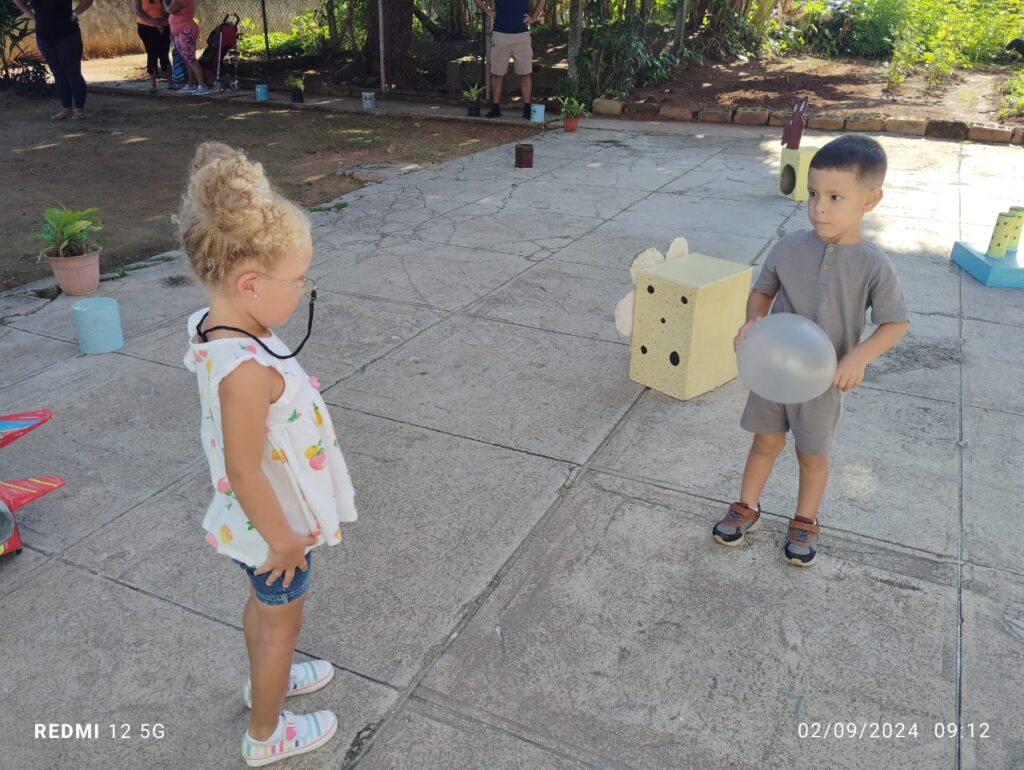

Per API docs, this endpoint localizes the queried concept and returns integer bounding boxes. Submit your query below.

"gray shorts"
[740,388,842,456]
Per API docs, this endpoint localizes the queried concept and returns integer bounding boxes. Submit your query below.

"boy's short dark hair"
[810,134,887,187]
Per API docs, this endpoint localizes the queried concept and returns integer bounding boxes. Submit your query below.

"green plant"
[576,17,683,99]
[0,0,32,78]
[237,12,328,59]
[285,73,306,90]
[461,82,485,102]
[557,95,591,118]
[35,205,103,261]
[1000,68,1024,117]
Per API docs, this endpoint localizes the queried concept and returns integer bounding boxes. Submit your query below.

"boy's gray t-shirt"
[754,230,909,359]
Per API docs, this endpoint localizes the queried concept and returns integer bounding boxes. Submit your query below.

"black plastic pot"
[291,88,304,103]
[467,101,481,117]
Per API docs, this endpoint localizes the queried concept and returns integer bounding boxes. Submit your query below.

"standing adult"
[473,0,546,119]
[162,0,206,94]
[133,0,172,93]
[13,0,95,120]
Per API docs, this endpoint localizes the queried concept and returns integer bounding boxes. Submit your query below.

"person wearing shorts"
[714,135,910,568]
[163,0,206,94]
[474,0,546,119]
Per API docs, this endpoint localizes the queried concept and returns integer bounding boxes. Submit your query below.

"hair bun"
[188,142,273,242]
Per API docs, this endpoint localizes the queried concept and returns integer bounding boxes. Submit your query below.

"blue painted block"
[950,241,1024,288]
[72,297,124,354]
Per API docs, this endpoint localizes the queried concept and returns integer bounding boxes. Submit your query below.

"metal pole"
[482,8,489,102]
[377,0,387,92]
[260,0,270,62]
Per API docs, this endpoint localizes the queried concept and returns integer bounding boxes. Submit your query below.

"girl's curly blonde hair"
[179,142,309,287]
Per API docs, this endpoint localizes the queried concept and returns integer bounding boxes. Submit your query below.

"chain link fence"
[66,0,504,94]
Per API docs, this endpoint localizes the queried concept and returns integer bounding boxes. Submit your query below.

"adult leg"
[57,30,87,112]
[159,27,172,87]
[138,25,158,90]
[35,36,72,115]
[519,73,532,105]
[247,592,307,740]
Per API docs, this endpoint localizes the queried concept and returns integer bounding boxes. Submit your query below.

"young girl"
[181,142,357,766]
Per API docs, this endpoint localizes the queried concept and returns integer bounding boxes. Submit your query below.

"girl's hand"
[254,533,317,587]
[833,351,868,391]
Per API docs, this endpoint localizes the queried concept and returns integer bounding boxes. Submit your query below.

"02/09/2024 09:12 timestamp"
[797,721,991,740]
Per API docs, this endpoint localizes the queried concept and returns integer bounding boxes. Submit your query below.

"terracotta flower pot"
[46,249,101,295]
[564,117,580,132]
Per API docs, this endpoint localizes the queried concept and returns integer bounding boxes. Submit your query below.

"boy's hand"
[833,351,869,391]
[255,533,317,588]
[733,316,763,352]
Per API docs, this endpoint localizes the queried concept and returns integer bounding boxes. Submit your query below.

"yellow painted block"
[779,146,818,202]
[987,210,1024,259]
[629,253,752,401]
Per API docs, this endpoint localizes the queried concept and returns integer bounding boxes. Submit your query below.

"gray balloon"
[737,313,837,404]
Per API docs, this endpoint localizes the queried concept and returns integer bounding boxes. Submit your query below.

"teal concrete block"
[951,241,1024,288]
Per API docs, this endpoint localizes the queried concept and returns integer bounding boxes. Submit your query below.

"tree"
[567,0,582,80]
[364,0,416,88]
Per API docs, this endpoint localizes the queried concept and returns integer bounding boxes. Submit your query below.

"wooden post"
[260,0,270,62]
[377,0,386,91]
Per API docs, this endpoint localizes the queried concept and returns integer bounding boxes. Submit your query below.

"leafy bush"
[1001,68,1024,117]
[237,12,327,59]
[575,17,683,99]
[778,0,1022,66]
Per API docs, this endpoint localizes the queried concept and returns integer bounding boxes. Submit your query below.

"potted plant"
[557,96,591,132]
[462,83,485,117]
[36,204,104,295]
[286,73,305,103]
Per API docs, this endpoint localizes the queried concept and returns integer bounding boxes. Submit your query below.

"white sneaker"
[243,660,334,709]
[241,711,338,767]
[179,84,196,94]
[193,85,209,95]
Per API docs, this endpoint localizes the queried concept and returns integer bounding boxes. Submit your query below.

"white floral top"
[184,308,357,568]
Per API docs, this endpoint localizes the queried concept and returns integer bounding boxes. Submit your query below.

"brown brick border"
[590,98,1024,146]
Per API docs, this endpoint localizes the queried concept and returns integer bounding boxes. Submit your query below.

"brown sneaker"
[712,501,761,546]
[784,516,820,567]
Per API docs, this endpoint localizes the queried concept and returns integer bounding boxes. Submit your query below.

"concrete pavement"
[2,118,1022,769]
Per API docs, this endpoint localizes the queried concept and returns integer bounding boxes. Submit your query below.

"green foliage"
[285,73,306,90]
[461,82,485,102]
[36,205,103,260]
[1000,68,1024,117]
[575,17,683,99]
[770,0,1023,89]
[557,96,591,118]
[1,0,32,78]
[691,2,763,59]
[778,0,1023,66]
[237,12,328,59]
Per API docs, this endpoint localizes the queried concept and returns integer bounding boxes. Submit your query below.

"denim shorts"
[236,551,313,606]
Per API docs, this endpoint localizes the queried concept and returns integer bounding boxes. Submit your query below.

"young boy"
[713,134,910,567]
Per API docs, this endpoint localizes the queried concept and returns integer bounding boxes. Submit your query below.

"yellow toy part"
[986,207,1024,259]
[630,253,752,401]
[779,146,818,202]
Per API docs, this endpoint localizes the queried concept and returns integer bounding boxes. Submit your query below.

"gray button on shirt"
[754,230,909,361]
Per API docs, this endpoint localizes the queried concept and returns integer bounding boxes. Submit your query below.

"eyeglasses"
[256,271,317,296]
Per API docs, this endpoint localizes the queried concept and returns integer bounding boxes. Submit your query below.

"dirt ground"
[635,56,1021,125]
[0,91,534,291]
